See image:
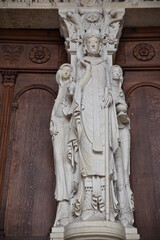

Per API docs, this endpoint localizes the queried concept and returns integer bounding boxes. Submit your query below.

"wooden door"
[0,28,160,240]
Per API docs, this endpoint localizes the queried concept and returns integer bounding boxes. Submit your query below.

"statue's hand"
[102,91,113,108]
[81,60,91,72]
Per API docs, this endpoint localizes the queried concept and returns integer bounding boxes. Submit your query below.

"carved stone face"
[61,66,72,80]
[85,37,101,55]
[112,67,122,81]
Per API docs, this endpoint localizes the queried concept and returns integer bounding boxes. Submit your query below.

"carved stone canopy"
[59,6,125,65]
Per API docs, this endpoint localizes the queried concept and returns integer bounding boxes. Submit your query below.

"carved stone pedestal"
[65,221,125,240]
[50,222,140,240]
[50,221,126,240]
[125,227,140,240]
[50,226,64,240]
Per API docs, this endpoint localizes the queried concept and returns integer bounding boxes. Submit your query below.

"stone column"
[50,2,140,240]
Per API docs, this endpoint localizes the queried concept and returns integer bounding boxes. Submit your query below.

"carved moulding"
[29,46,50,64]
[50,222,140,240]
[13,84,56,107]
[133,43,155,61]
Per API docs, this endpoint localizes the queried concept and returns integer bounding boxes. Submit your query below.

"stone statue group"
[50,32,134,229]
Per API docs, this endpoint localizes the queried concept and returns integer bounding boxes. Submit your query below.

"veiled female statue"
[111,65,134,227]
[50,64,78,226]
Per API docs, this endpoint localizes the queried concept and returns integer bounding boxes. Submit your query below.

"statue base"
[50,221,136,240]
[50,226,64,240]
[64,221,125,240]
[50,221,140,240]
[125,227,140,240]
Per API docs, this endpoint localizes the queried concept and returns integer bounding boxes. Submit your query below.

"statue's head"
[111,65,123,85]
[83,33,102,56]
[56,63,73,86]
[61,64,72,80]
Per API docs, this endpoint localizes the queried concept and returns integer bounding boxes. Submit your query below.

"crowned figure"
[70,29,120,222]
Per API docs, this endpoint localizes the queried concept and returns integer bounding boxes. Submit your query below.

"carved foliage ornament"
[86,12,101,23]
[59,8,125,57]
[1,45,24,64]
[29,46,50,64]
[83,12,103,33]
[133,43,155,61]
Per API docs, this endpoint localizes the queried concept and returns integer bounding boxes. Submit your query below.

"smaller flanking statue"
[111,65,134,227]
[50,63,79,227]
[50,34,134,228]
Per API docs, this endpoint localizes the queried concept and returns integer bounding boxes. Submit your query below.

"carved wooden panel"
[0,43,59,70]
[127,86,160,240]
[5,88,56,237]
[124,41,159,67]
[0,29,65,71]
[116,28,160,69]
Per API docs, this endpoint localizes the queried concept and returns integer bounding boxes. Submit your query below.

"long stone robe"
[75,56,119,178]
[50,83,73,202]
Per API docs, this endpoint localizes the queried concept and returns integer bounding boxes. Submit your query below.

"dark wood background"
[0,28,160,240]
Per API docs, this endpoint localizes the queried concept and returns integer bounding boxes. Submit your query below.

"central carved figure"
[74,34,119,221]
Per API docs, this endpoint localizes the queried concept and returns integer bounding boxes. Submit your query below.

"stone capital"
[58,6,125,64]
